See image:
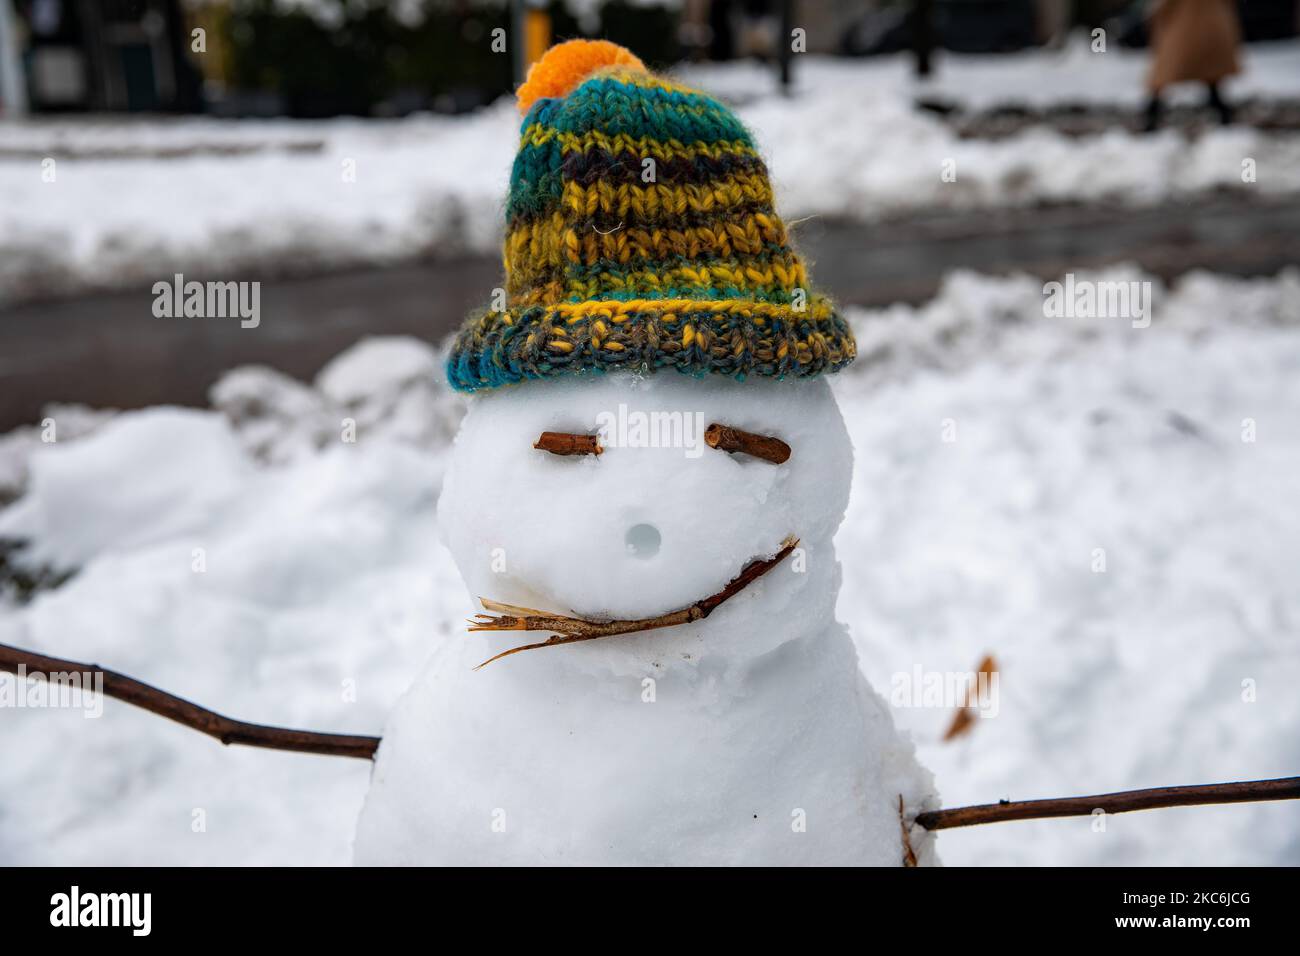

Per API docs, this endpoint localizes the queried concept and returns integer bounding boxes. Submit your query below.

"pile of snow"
[0,336,464,507]
[0,268,1297,864]
[727,75,1300,223]
[0,404,115,506]
[212,335,464,466]
[0,107,517,305]
[0,410,459,865]
[5,41,1300,304]
[837,267,1300,865]
[846,264,1300,383]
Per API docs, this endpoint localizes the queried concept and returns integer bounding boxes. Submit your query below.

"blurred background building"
[2,0,1295,118]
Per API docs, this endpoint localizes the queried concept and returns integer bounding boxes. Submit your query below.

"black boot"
[1142,95,1163,133]
[1206,83,1234,125]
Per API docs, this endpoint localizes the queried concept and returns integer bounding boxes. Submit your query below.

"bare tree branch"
[0,641,379,760]
[4,640,1298,836]
[915,776,1300,830]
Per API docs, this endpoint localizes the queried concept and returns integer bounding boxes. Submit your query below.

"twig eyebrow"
[534,431,602,456]
[704,423,791,464]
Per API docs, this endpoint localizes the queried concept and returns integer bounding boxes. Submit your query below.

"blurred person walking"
[1143,0,1242,131]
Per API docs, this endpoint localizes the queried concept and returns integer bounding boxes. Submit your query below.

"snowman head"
[439,370,851,624]
[439,41,857,667]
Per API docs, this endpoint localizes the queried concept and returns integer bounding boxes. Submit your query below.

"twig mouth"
[467,535,800,669]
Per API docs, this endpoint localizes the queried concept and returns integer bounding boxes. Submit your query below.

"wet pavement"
[2,194,1298,432]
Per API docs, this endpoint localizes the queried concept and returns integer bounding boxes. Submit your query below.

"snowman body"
[354,372,938,865]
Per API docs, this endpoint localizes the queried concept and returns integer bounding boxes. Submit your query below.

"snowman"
[354,40,938,865]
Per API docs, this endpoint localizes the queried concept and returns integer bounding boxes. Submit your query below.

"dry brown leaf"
[942,653,998,742]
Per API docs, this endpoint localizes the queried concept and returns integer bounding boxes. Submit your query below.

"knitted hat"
[446,39,855,393]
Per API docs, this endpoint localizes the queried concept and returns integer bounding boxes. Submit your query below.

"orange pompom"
[516,39,645,115]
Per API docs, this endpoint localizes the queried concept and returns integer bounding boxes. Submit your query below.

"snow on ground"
[0,107,518,305]
[4,39,1300,304]
[681,32,1300,110]
[837,267,1300,865]
[0,266,1297,865]
[0,404,114,505]
[0,342,465,865]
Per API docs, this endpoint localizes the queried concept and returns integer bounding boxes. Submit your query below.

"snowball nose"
[624,523,662,559]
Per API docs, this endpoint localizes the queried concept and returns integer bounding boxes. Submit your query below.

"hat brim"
[447,296,855,392]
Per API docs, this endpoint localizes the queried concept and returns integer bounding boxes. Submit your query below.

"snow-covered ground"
[4,38,1300,304]
[682,32,1300,110]
[2,266,1297,866]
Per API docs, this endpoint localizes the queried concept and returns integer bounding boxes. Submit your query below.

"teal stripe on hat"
[550,76,753,144]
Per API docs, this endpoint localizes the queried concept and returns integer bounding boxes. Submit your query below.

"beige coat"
[1146,0,1242,92]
